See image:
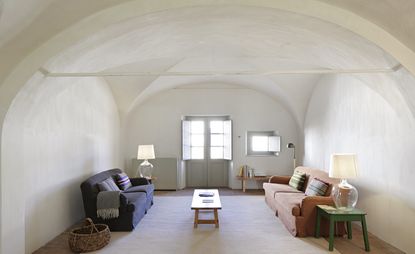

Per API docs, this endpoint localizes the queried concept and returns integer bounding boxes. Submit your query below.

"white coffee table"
[191,189,222,228]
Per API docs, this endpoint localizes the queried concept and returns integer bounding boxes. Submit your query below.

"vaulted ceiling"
[0,0,414,127]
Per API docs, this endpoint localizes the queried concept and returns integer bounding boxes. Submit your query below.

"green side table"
[315,205,370,252]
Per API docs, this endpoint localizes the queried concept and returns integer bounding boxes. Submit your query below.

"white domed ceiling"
[37,6,398,127]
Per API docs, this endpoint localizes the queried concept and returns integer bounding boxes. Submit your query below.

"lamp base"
[137,159,154,178]
[331,179,358,211]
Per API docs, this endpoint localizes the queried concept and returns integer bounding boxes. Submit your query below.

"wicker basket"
[68,218,111,253]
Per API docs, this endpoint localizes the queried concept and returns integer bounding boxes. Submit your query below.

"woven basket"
[68,218,111,253]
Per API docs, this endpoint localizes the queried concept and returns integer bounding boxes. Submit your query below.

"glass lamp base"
[137,160,153,178]
[331,179,358,211]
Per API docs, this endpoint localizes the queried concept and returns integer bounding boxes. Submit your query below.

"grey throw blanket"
[97,191,120,219]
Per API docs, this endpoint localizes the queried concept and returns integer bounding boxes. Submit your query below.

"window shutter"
[268,136,280,153]
[224,120,232,160]
[182,120,191,160]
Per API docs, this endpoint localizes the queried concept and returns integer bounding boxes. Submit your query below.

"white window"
[210,120,232,160]
[182,118,232,160]
[246,131,280,156]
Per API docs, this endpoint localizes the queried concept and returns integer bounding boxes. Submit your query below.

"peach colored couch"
[263,166,345,237]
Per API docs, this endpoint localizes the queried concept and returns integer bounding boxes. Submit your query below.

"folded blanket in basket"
[97,191,120,219]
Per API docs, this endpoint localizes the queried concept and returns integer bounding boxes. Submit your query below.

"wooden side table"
[315,205,370,252]
[144,176,157,184]
[236,176,271,192]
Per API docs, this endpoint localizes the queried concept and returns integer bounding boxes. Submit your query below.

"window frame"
[246,131,280,156]
[182,116,232,161]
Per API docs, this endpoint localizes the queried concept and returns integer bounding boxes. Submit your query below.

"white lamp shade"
[137,145,155,160]
[329,153,358,179]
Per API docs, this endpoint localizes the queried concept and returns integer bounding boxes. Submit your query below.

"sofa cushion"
[123,184,155,196]
[263,182,302,197]
[115,173,133,190]
[98,177,120,191]
[121,192,147,212]
[289,170,306,191]
[295,167,339,196]
[305,178,330,196]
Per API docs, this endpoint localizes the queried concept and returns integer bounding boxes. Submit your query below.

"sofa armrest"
[130,177,149,186]
[119,193,136,212]
[269,175,291,184]
[300,196,334,216]
[120,192,129,206]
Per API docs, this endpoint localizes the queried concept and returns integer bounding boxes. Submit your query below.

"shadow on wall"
[353,68,415,125]
[1,73,120,253]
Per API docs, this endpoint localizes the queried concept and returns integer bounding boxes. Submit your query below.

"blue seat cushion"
[123,184,154,196]
[121,192,147,213]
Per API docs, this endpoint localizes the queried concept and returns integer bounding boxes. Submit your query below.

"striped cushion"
[98,177,120,191]
[115,173,133,190]
[305,178,329,196]
[288,170,306,191]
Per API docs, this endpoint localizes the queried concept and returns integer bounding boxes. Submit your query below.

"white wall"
[124,84,299,189]
[1,74,120,254]
[304,70,415,253]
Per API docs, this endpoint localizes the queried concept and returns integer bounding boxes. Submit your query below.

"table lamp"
[329,153,358,211]
[137,144,155,178]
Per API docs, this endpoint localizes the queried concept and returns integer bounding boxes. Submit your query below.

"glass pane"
[210,121,224,133]
[210,134,224,146]
[252,136,269,152]
[191,134,204,146]
[268,136,280,152]
[191,147,204,159]
[191,121,204,134]
[210,147,224,159]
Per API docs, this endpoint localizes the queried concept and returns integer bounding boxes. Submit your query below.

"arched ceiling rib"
[44,6,396,73]
[319,0,415,54]
[40,6,397,128]
[1,0,414,132]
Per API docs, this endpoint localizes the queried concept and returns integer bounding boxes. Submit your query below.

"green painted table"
[315,205,370,252]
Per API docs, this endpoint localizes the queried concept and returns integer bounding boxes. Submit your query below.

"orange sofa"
[263,166,345,237]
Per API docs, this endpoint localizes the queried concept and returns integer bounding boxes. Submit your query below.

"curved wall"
[124,85,300,188]
[1,74,121,253]
[304,69,415,253]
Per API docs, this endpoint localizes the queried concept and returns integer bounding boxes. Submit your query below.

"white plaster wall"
[1,74,120,253]
[304,71,415,253]
[124,85,299,189]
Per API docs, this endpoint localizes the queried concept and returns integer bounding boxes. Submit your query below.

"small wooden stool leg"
[347,221,352,239]
[214,209,219,228]
[361,215,370,252]
[194,209,199,228]
[329,217,335,251]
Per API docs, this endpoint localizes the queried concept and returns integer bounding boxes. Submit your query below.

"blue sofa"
[80,168,154,231]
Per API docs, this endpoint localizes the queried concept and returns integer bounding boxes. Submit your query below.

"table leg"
[194,209,199,228]
[315,209,321,238]
[361,215,370,252]
[347,221,352,239]
[329,217,335,251]
[242,179,246,192]
[214,209,219,228]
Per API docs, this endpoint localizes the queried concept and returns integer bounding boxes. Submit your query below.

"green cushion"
[289,170,306,191]
[305,178,329,196]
